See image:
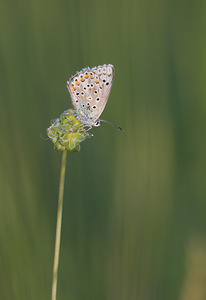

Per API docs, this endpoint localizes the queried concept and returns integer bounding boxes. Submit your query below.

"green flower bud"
[55,143,66,151]
[47,109,92,152]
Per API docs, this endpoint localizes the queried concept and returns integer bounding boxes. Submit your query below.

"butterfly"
[67,64,123,131]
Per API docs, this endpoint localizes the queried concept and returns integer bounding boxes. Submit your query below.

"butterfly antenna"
[100,120,124,132]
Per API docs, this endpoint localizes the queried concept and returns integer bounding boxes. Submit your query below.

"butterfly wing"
[67,64,114,126]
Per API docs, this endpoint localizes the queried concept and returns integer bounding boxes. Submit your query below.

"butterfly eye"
[94,120,101,127]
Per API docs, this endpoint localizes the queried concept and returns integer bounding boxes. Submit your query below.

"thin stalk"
[51,150,67,300]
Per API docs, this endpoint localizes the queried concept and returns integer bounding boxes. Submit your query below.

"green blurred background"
[1,0,206,299]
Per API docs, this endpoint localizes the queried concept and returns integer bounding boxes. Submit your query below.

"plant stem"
[51,150,67,300]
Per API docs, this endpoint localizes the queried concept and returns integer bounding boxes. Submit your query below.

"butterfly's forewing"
[67,64,114,126]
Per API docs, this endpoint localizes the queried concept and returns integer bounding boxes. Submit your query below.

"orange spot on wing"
[90,75,94,79]
[80,78,85,82]
[95,79,99,83]
[100,85,103,89]
[85,74,89,79]
[71,86,76,92]
[75,81,80,85]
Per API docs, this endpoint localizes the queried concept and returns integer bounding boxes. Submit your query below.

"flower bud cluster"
[47,109,92,152]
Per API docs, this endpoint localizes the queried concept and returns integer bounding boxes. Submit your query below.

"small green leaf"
[69,140,76,150]
[75,144,81,152]
[52,125,60,132]
[73,119,82,127]
[61,133,71,141]
[66,143,80,152]
[47,132,57,139]
[61,124,73,130]
[55,143,66,151]
[75,134,86,142]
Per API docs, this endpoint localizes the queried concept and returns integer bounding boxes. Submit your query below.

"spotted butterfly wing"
[67,64,114,126]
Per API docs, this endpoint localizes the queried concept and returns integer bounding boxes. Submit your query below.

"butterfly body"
[67,64,114,127]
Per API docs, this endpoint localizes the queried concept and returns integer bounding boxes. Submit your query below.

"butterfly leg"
[85,126,92,131]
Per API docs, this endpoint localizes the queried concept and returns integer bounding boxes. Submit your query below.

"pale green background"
[1,0,206,299]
